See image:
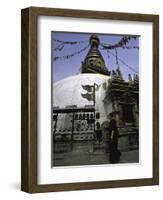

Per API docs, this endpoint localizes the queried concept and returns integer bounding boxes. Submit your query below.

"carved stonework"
[120,91,135,104]
[104,73,139,127]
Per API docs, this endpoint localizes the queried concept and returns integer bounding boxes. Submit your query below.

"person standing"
[107,113,121,163]
[95,122,102,144]
[101,120,110,153]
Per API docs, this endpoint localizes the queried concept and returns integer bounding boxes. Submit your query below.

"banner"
[100,36,139,50]
[82,85,94,92]
[81,93,94,101]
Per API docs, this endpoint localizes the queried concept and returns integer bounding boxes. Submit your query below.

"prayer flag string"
[54,44,90,61]
[107,49,138,74]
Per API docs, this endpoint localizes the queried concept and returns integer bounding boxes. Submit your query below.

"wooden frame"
[21,7,159,193]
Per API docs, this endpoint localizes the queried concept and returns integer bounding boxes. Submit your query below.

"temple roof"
[81,34,110,76]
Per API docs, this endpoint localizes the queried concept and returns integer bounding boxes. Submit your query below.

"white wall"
[0,0,162,199]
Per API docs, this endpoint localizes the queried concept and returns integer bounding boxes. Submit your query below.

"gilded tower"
[81,34,110,76]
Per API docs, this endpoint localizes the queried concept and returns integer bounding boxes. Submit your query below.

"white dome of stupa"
[53,73,111,122]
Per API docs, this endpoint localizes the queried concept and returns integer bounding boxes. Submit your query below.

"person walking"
[107,113,121,163]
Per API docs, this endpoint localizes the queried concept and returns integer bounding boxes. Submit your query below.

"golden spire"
[81,34,109,76]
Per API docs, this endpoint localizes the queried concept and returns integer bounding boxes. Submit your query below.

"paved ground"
[52,141,139,167]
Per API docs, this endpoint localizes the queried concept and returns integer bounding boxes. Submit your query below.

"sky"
[52,32,139,82]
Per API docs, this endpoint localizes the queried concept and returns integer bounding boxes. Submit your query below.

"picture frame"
[21,7,159,193]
